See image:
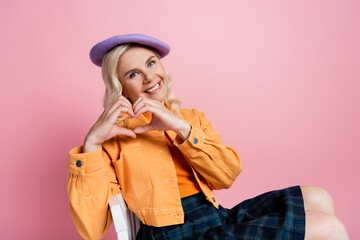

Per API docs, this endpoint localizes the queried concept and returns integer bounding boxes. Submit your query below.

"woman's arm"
[173,109,242,190]
[68,96,133,239]
[67,137,121,240]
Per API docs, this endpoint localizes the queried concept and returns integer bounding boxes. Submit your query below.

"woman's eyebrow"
[124,68,136,77]
[146,55,156,64]
[124,55,156,77]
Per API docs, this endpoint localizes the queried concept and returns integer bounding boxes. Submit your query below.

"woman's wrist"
[83,137,101,153]
[174,121,191,142]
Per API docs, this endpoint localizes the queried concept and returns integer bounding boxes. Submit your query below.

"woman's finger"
[132,97,143,111]
[133,105,156,118]
[107,125,136,140]
[133,101,146,117]
[107,96,133,115]
[108,106,135,123]
[132,97,157,112]
[120,95,133,108]
[104,96,132,117]
[90,108,136,143]
[107,100,134,118]
[110,95,132,108]
[133,124,155,134]
[133,99,162,117]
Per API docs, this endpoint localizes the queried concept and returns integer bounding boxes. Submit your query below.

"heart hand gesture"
[132,98,191,140]
[83,97,191,153]
[83,96,136,152]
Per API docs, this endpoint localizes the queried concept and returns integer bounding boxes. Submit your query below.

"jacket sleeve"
[174,109,242,190]
[67,137,121,240]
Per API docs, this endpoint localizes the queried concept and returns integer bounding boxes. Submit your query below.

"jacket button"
[212,197,216,202]
[76,160,82,167]
[193,137,198,144]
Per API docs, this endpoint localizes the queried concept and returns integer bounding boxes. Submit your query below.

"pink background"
[1,0,359,239]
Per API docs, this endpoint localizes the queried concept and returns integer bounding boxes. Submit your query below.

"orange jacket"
[67,108,242,239]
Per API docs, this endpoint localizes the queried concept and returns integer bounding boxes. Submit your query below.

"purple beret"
[89,33,170,67]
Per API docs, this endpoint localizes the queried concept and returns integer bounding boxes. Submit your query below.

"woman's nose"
[143,71,155,83]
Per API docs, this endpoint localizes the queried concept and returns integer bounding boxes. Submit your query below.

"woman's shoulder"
[179,108,208,121]
[180,107,204,116]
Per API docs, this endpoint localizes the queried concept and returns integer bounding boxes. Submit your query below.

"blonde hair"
[101,43,182,122]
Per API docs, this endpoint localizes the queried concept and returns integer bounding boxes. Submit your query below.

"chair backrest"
[109,193,140,240]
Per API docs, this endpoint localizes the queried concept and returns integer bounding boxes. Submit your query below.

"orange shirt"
[165,133,202,198]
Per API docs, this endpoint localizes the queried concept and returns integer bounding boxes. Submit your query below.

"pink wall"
[1,0,359,239]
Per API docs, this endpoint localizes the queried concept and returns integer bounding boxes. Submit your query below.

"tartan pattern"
[137,186,305,240]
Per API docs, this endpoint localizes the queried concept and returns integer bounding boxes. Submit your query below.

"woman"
[68,34,349,239]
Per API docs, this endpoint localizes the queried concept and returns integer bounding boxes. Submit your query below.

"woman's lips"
[144,81,162,95]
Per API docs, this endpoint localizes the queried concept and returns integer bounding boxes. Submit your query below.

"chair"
[109,193,140,240]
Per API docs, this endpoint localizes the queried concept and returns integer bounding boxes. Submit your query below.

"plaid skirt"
[136,186,305,240]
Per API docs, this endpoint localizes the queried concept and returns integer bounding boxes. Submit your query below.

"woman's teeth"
[145,83,160,93]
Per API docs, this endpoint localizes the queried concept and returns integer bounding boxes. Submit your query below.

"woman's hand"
[132,97,191,141]
[83,96,136,153]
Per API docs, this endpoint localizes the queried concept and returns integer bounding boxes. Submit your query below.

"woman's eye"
[129,72,138,78]
[148,61,155,67]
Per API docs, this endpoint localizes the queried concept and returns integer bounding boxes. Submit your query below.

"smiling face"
[116,46,168,105]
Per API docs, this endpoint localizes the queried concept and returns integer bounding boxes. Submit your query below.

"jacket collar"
[126,113,152,130]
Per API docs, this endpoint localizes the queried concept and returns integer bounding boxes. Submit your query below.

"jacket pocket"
[112,142,153,202]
